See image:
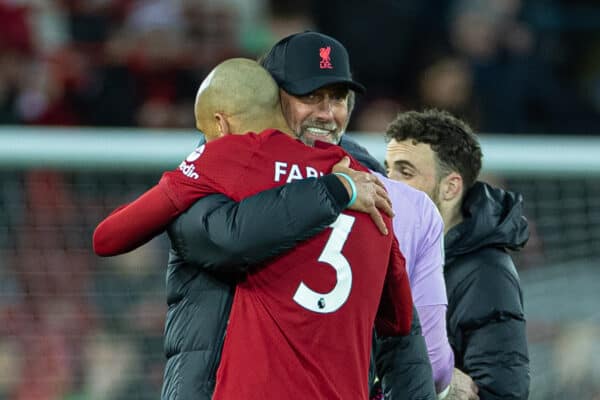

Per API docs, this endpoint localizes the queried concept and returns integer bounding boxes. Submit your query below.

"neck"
[440,201,463,235]
[270,114,293,137]
[240,115,292,137]
[204,132,220,142]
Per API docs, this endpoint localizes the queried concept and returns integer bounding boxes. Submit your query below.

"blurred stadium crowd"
[1,0,600,133]
[1,0,600,399]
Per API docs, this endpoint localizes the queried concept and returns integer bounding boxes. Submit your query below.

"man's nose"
[314,98,335,120]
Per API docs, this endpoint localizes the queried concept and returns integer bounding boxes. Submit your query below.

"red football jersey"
[159,129,411,400]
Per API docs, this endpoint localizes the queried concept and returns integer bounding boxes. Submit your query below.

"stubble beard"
[430,179,443,211]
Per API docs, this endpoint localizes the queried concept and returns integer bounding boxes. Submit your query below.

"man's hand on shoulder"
[332,156,394,235]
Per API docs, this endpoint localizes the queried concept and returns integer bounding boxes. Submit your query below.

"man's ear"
[441,172,463,201]
[214,112,231,137]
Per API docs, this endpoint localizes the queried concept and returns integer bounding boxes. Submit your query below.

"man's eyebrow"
[393,159,416,170]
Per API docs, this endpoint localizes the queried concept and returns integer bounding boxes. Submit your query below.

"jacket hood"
[445,181,529,262]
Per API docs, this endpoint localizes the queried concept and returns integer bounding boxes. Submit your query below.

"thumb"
[333,156,351,170]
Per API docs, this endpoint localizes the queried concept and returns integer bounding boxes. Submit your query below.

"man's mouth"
[305,127,334,137]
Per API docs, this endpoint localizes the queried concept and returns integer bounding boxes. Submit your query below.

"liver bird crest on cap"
[319,46,332,69]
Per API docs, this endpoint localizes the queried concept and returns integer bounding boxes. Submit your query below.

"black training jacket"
[161,136,435,400]
[445,181,530,399]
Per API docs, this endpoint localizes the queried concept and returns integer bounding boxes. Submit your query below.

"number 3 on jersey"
[293,214,355,314]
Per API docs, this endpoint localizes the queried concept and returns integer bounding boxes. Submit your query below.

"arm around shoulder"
[167,174,349,272]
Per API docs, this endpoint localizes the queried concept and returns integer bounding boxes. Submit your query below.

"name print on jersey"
[274,161,325,183]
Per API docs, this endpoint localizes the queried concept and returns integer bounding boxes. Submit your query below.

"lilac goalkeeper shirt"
[376,173,454,393]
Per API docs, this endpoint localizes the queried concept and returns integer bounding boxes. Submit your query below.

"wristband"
[334,172,357,208]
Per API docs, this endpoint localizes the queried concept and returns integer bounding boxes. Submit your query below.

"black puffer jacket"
[444,181,530,399]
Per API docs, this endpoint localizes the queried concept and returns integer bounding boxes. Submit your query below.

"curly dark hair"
[385,109,482,190]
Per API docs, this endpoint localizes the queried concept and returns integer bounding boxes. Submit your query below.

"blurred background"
[0,0,599,399]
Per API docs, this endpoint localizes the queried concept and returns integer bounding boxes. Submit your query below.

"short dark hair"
[385,109,482,190]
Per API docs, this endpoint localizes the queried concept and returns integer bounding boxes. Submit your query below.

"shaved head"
[194,58,290,139]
